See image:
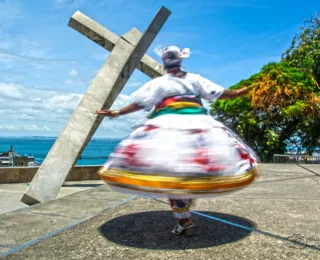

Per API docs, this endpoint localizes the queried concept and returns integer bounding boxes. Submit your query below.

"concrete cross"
[68,11,166,79]
[21,6,171,205]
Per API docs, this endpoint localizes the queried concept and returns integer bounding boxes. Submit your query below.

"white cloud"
[0,124,51,132]
[53,0,86,9]
[0,82,147,137]
[0,33,76,69]
[18,37,48,58]
[0,83,24,99]
[0,83,82,124]
[64,79,74,85]
[126,81,142,87]
[0,48,77,65]
[69,68,78,77]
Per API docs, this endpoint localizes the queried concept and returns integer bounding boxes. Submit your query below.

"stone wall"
[0,166,102,184]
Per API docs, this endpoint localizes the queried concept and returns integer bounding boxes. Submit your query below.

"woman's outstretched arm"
[218,86,254,100]
[95,103,143,118]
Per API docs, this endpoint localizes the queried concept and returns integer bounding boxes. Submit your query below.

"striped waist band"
[149,95,208,119]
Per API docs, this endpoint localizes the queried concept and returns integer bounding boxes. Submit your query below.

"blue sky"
[0,0,319,138]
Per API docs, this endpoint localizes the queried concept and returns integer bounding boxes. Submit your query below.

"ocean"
[0,137,123,166]
[1,137,319,166]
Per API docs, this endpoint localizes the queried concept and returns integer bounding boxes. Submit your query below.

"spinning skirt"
[98,114,259,199]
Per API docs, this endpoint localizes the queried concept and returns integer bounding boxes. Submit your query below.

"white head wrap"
[155,46,191,69]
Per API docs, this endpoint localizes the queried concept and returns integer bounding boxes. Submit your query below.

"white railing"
[273,154,320,164]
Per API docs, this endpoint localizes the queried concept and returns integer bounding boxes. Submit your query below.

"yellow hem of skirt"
[98,167,258,192]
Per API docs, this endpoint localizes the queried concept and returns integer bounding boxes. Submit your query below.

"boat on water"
[0,145,40,167]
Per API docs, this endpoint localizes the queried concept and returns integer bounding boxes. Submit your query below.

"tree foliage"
[211,13,320,161]
[282,13,320,85]
[211,62,320,162]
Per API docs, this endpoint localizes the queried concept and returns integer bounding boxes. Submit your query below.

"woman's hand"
[95,109,120,118]
[95,103,143,118]
[219,85,256,100]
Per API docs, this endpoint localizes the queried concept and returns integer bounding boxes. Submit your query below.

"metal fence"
[273,154,320,164]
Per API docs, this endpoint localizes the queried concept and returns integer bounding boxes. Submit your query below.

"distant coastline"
[0,136,123,140]
[0,137,122,166]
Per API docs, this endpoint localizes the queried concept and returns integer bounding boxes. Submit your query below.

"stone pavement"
[0,164,319,259]
[0,180,105,215]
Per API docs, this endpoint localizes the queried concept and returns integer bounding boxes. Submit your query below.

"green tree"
[211,62,320,162]
[282,13,320,85]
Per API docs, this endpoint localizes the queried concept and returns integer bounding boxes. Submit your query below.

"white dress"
[98,73,259,199]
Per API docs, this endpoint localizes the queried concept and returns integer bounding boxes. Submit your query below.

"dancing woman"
[96,46,258,236]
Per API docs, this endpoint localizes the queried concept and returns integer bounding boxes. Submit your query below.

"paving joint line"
[297,164,320,177]
[0,195,138,259]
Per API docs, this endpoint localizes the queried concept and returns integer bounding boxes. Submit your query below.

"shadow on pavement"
[99,210,256,250]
